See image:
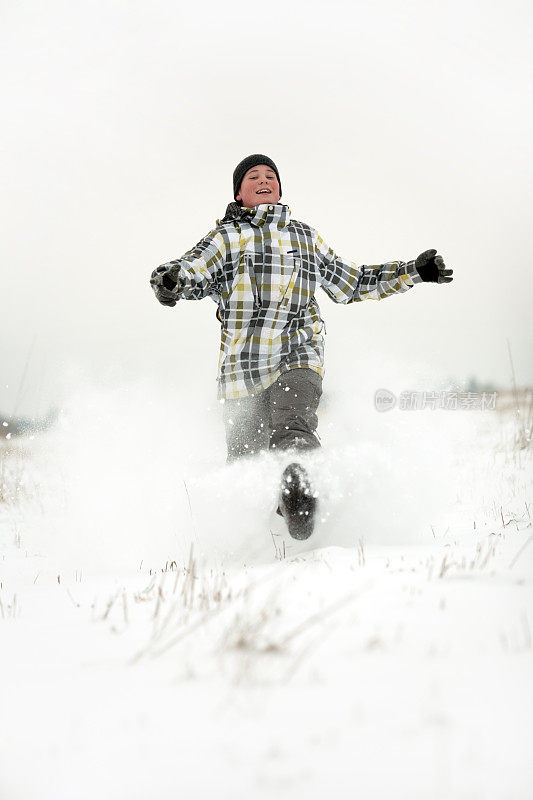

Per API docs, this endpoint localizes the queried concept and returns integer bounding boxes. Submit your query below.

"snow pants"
[223,368,322,462]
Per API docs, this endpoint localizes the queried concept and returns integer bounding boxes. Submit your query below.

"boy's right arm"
[150,228,227,306]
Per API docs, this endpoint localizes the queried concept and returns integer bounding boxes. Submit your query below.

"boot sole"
[279,462,317,540]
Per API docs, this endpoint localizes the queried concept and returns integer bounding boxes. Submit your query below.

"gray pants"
[223,368,322,462]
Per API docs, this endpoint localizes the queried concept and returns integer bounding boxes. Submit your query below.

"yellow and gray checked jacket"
[154,202,424,400]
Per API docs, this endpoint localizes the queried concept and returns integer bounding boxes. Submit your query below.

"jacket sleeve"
[155,228,227,301]
[312,229,424,304]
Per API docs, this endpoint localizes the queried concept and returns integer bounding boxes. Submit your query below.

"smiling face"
[236,163,281,207]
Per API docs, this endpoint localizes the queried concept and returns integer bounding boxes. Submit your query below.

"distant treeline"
[0,408,59,439]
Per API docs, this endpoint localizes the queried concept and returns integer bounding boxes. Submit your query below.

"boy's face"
[236,164,281,207]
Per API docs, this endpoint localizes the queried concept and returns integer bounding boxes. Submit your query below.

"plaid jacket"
[152,202,424,400]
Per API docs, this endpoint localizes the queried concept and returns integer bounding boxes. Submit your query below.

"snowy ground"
[1,383,532,800]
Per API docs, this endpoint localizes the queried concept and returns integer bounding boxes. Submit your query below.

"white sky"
[1,0,532,416]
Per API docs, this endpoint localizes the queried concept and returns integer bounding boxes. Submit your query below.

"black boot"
[278,462,317,540]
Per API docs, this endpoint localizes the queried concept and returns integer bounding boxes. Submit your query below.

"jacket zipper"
[280,257,300,307]
[246,254,261,309]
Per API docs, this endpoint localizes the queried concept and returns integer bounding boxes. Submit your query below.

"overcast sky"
[1,0,532,417]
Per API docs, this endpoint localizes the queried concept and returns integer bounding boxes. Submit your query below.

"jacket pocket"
[280,257,300,308]
[246,254,261,309]
[222,255,256,322]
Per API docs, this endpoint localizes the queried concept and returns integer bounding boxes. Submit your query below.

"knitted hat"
[233,154,282,201]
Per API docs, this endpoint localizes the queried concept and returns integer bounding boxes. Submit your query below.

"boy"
[150,154,453,538]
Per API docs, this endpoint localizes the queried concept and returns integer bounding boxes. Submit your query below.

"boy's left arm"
[313,231,453,303]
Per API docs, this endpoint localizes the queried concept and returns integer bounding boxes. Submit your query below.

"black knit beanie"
[233,154,282,201]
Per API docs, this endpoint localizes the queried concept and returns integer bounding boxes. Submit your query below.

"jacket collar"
[218,201,291,229]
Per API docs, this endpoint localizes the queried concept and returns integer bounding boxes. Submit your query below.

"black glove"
[150,265,181,307]
[415,249,453,283]
[151,283,177,307]
[150,264,180,290]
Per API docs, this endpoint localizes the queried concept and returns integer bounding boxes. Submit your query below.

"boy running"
[150,154,453,537]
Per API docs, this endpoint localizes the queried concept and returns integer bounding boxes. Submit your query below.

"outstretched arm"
[150,229,227,307]
[313,230,452,304]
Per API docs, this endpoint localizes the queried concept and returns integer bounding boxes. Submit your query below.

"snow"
[0,383,532,799]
